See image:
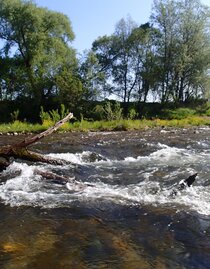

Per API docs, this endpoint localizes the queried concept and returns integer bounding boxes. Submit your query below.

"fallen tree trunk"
[0,112,73,170]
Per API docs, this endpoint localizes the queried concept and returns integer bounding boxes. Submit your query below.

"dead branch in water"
[0,112,73,171]
[34,169,75,185]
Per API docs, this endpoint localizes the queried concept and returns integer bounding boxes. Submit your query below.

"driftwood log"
[0,113,74,183]
[0,113,96,188]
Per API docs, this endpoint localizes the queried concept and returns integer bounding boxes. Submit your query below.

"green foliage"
[91,101,123,121]
[91,17,154,103]
[151,0,210,102]
[195,102,210,116]
[49,109,60,123]
[161,108,196,120]
[0,0,209,122]
[55,68,83,110]
[104,102,114,121]
[10,109,19,122]
[93,104,106,120]
[79,50,107,100]
[128,108,138,120]
[0,0,80,118]
[0,114,210,134]
[103,101,123,121]
[60,104,69,119]
[40,104,69,124]
[206,108,210,116]
[0,121,45,134]
[40,107,51,122]
[88,0,210,104]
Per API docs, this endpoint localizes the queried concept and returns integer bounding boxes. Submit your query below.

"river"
[0,127,210,269]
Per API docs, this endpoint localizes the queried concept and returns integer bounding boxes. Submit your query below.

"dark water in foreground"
[0,127,210,269]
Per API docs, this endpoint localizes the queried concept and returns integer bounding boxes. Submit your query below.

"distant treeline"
[0,98,209,123]
[0,0,210,122]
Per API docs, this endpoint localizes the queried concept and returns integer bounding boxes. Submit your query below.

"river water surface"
[0,127,210,269]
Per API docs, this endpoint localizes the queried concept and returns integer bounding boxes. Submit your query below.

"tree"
[129,23,160,103]
[110,17,138,105]
[79,50,109,101]
[150,0,210,103]
[55,67,83,111]
[175,0,210,101]
[90,17,162,114]
[0,0,81,119]
[91,16,148,114]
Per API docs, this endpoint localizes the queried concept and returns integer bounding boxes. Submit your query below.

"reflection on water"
[0,127,210,268]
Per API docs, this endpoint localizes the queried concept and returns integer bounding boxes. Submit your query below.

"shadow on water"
[0,127,210,268]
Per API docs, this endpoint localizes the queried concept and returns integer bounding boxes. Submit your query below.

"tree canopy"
[83,0,210,109]
[151,0,210,102]
[0,0,82,120]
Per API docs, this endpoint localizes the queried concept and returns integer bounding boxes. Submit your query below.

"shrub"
[60,104,69,119]
[128,108,138,120]
[104,101,123,121]
[206,108,210,116]
[40,104,70,124]
[161,108,196,120]
[93,104,105,120]
[10,109,20,122]
[40,107,51,123]
[49,109,60,123]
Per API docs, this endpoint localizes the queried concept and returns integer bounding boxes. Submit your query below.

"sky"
[34,0,210,54]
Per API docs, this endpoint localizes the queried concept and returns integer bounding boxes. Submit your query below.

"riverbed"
[0,127,210,268]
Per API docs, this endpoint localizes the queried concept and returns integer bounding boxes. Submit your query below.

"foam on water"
[106,144,209,169]
[0,144,209,215]
[45,144,210,168]
[48,151,92,164]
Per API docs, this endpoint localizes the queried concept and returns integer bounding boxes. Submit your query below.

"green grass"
[0,121,45,134]
[0,116,209,134]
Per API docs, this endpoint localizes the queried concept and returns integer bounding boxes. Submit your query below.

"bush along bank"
[0,102,210,134]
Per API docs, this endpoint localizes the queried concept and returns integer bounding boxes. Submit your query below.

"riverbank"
[0,116,210,135]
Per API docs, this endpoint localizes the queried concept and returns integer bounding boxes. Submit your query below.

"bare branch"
[13,112,73,148]
[0,112,74,170]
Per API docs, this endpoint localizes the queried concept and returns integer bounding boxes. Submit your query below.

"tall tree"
[129,23,160,103]
[150,0,210,102]
[90,18,160,109]
[111,17,138,105]
[91,17,153,114]
[175,0,210,101]
[79,50,108,100]
[0,0,81,117]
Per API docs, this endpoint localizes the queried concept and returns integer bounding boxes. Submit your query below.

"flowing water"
[0,127,210,269]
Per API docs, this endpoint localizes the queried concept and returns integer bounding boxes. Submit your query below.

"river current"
[0,127,209,268]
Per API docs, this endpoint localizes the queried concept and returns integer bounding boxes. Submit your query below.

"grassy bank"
[0,116,209,134]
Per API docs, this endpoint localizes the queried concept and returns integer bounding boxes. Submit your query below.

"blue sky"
[34,0,210,53]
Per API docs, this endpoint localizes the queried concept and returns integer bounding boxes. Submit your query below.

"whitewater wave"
[0,144,209,215]
[46,144,210,167]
